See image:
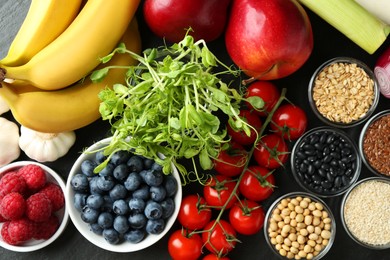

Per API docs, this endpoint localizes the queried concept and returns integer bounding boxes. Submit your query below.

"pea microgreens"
[90,34,263,183]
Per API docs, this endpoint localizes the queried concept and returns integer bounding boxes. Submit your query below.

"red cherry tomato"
[178,194,212,230]
[227,110,262,146]
[202,220,237,255]
[238,165,275,202]
[271,103,308,140]
[203,254,231,260]
[213,142,248,177]
[245,81,280,117]
[203,175,238,209]
[168,229,203,260]
[229,200,265,235]
[254,134,289,169]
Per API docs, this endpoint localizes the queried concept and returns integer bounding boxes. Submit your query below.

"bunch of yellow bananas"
[0,0,142,133]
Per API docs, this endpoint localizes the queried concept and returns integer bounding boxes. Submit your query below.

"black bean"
[321,180,332,189]
[319,133,327,143]
[344,168,353,176]
[330,152,340,159]
[323,155,332,163]
[310,134,319,144]
[314,143,324,150]
[296,151,306,160]
[307,156,316,162]
[326,134,335,144]
[299,163,308,173]
[338,160,346,170]
[341,148,351,156]
[323,147,330,156]
[318,169,327,178]
[307,164,315,175]
[326,172,334,182]
[321,163,330,170]
[313,160,322,169]
[334,176,342,188]
[313,175,322,185]
[330,159,338,167]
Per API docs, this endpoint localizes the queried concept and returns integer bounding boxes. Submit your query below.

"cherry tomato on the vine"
[168,229,203,260]
[213,141,248,177]
[178,194,212,230]
[254,134,289,169]
[229,200,265,235]
[238,165,275,202]
[271,103,308,140]
[227,109,262,146]
[245,80,280,117]
[202,220,237,255]
[203,175,238,209]
[203,254,231,260]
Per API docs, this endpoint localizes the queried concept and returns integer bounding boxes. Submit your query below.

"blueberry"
[86,194,104,209]
[139,170,148,182]
[81,206,99,224]
[113,215,129,234]
[150,186,166,202]
[151,162,163,172]
[132,184,150,200]
[89,223,103,235]
[143,158,154,170]
[112,199,130,215]
[145,219,165,235]
[97,175,115,191]
[128,213,147,229]
[163,175,178,197]
[124,229,145,243]
[95,150,107,164]
[113,164,130,181]
[71,174,89,192]
[103,228,120,244]
[127,155,144,172]
[124,172,142,191]
[161,197,175,219]
[73,193,88,212]
[110,150,131,166]
[99,163,115,177]
[89,176,105,195]
[144,201,163,220]
[109,184,127,200]
[101,195,114,213]
[128,198,145,213]
[81,159,97,177]
[144,169,163,187]
[97,212,114,229]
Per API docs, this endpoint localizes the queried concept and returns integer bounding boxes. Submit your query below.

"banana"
[0,0,83,66]
[0,18,141,133]
[0,0,140,91]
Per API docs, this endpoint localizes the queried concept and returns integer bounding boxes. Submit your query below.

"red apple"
[143,0,231,43]
[225,0,313,81]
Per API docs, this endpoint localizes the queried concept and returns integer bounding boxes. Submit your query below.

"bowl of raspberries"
[65,137,182,252]
[0,161,68,252]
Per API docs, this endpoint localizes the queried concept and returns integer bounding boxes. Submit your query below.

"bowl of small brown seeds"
[308,57,380,128]
[359,109,390,178]
[341,177,390,249]
[264,192,335,259]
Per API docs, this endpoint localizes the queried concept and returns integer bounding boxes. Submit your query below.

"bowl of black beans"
[290,127,361,197]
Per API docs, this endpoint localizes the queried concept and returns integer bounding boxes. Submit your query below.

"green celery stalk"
[298,0,390,54]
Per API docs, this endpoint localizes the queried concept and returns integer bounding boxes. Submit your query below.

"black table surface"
[1,2,390,260]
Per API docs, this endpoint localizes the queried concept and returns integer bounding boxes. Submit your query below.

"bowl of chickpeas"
[264,192,336,259]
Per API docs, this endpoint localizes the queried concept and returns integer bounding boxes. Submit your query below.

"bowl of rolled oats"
[308,57,380,128]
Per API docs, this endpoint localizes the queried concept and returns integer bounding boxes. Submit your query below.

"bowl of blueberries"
[65,137,182,252]
[290,126,361,197]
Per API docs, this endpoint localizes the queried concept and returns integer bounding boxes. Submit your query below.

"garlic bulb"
[0,96,10,115]
[19,126,76,162]
[0,117,20,167]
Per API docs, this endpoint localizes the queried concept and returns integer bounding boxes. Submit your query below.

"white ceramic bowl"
[65,137,182,252]
[0,161,68,252]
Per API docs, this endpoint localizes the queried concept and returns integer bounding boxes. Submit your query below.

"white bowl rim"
[0,161,69,252]
[65,137,182,253]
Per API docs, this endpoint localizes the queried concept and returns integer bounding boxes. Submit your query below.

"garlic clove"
[0,117,20,166]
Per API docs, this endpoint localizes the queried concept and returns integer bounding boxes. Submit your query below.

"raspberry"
[18,164,47,191]
[34,214,60,240]
[0,172,27,196]
[0,192,26,220]
[1,221,19,245]
[39,182,65,212]
[26,193,52,222]
[7,218,36,243]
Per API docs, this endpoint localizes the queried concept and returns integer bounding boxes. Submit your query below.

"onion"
[375,45,390,98]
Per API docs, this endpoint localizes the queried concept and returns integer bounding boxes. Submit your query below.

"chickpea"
[307,253,314,259]
[323,217,332,224]
[284,238,292,247]
[303,208,311,216]
[284,216,291,224]
[276,235,284,244]
[315,243,323,252]
[287,251,295,259]
[275,244,282,250]
[282,225,291,234]
[300,228,308,236]
[300,199,308,209]
[309,233,318,241]
[291,198,299,206]
[290,246,299,255]
[279,248,287,257]
[322,239,329,246]
[270,231,278,238]
[282,244,291,252]
[312,217,321,226]
[312,209,322,218]
[322,210,329,219]
[271,237,277,245]
[308,202,316,211]
[278,221,285,229]
[298,250,307,258]
[290,211,297,219]
[291,241,300,249]
[274,208,281,215]
[273,213,282,222]
[288,202,295,211]
[297,235,306,244]
[282,208,291,216]
[307,225,315,234]
[288,233,297,242]
[290,219,297,227]
[314,226,322,235]
[281,198,289,207]
[297,222,306,229]
[270,222,278,231]
[324,223,331,231]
